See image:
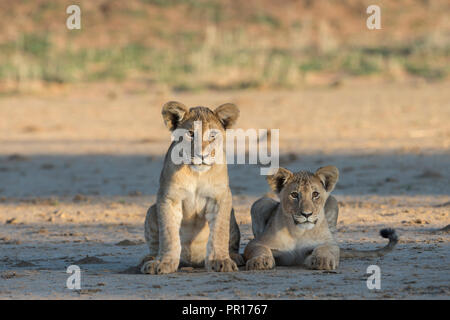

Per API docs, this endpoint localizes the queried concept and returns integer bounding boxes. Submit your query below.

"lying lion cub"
[140,101,243,274]
[244,166,398,271]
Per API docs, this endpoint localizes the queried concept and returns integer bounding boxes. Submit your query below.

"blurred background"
[0,0,449,93]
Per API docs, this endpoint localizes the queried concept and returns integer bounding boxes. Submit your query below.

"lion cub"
[140,101,244,274]
[244,166,398,271]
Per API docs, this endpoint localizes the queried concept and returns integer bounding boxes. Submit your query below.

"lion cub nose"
[301,212,313,218]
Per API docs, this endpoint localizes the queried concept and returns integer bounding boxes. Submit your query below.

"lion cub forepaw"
[246,255,275,271]
[306,250,338,270]
[230,252,245,266]
[206,258,238,272]
[141,258,179,275]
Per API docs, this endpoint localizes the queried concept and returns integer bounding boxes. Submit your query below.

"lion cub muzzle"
[293,212,318,229]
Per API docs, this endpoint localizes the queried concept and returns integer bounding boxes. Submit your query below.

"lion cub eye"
[312,191,320,199]
[209,131,217,140]
[290,192,299,199]
[185,130,195,140]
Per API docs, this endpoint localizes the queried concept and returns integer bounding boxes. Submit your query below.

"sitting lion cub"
[244,166,398,271]
[140,101,243,274]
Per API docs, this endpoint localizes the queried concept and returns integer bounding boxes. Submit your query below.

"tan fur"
[140,101,243,274]
[244,166,397,271]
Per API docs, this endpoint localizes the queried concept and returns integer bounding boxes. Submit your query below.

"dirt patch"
[120,266,141,274]
[73,256,106,265]
[6,154,30,162]
[415,170,443,179]
[1,272,22,279]
[115,240,144,246]
[13,261,36,267]
[75,289,102,295]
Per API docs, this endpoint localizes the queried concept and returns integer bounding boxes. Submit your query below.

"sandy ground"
[0,82,449,299]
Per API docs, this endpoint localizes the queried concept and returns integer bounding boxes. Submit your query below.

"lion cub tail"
[340,228,398,258]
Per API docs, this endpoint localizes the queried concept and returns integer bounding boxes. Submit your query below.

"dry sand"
[0,82,449,299]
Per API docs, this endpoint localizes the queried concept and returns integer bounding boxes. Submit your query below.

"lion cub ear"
[162,101,189,131]
[267,167,293,194]
[214,103,239,129]
[315,166,339,193]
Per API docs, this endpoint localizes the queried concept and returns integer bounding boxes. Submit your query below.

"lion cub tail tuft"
[340,228,398,259]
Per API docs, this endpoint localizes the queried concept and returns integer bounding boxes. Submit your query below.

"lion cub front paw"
[206,258,238,272]
[141,258,179,275]
[306,251,338,270]
[246,255,275,271]
[230,252,245,266]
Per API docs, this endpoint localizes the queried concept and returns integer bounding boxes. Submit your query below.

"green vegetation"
[0,0,448,92]
[1,30,448,90]
[404,62,447,80]
[341,52,383,76]
[251,12,281,29]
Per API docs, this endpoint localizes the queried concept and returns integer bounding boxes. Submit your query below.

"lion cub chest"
[181,184,219,221]
[273,241,320,266]
[270,227,331,266]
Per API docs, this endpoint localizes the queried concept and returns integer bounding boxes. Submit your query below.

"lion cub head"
[267,166,339,230]
[162,101,239,171]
